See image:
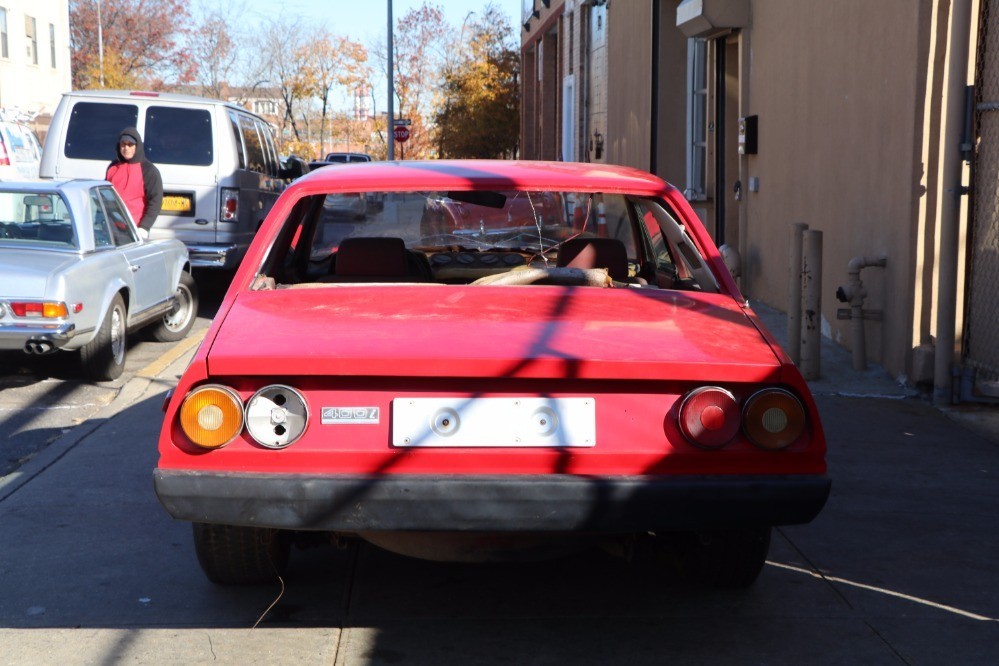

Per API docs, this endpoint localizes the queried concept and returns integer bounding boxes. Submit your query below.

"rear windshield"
[63,101,214,166]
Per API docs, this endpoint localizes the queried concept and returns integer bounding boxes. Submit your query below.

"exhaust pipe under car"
[24,340,55,355]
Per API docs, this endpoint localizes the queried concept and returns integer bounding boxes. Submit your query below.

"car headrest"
[335,236,409,278]
[556,237,629,281]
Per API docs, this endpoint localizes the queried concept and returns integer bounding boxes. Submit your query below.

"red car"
[154,160,829,587]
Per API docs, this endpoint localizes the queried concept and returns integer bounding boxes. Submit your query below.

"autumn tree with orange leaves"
[69,0,196,89]
[435,4,520,158]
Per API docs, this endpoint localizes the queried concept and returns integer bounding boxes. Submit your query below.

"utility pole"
[387,0,394,160]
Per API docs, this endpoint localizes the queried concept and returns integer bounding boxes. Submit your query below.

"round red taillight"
[743,389,806,450]
[678,386,741,449]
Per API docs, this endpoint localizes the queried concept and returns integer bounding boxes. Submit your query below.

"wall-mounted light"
[590,130,604,159]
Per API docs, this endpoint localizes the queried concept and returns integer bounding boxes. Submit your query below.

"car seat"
[556,237,642,283]
[322,236,432,283]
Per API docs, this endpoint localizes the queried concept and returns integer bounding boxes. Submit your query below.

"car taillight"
[677,386,741,449]
[244,385,309,449]
[743,389,806,450]
[220,188,238,221]
[9,301,70,318]
[179,385,244,449]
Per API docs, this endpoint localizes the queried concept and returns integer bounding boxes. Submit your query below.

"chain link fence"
[968,0,999,383]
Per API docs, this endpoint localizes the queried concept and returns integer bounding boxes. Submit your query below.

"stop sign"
[393,125,410,143]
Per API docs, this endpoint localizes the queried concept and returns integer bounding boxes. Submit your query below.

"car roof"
[293,159,673,196]
[0,179,107,193]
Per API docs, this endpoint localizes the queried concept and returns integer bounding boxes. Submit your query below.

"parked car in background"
[40,90,284,269]
[154,160,829,588]
[323,152,371,163]
[0,120,43,180]
[0,179,197,380]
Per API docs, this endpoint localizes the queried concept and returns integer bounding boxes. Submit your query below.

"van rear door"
[143,105,218,247]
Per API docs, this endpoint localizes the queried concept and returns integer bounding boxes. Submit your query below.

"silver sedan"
[0,179,197,380]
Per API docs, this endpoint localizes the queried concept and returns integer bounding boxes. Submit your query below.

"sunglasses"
[119,141,137,147]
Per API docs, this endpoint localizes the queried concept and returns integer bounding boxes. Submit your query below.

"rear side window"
[144,106,213,166]
[239,115,265,173]
[228,111,245,169]
[64,102,139,160]
[98,186,137,245]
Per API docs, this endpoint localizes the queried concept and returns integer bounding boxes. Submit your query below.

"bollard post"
[800,230,823,380]
[788,223,808,365]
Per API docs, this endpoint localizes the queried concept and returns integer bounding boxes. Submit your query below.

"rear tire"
[149,272,198,342]
[79,294,126,381]
[656,527,772,588]
[192,523,291,585]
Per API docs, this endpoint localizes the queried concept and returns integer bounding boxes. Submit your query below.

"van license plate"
[162,194,193,214]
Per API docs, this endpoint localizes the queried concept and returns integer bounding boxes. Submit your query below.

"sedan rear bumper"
[0,321,76,351]
[153,471,831,532]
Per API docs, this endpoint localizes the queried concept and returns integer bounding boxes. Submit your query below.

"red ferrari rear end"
[154,160,829,587]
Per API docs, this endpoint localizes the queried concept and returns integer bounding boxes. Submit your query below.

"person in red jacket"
[105,127,163,239]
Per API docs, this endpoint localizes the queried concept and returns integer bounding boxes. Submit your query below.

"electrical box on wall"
[738,115,758,155]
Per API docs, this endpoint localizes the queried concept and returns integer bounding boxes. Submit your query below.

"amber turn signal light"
[179,385,244,449]
[743,389,806,450]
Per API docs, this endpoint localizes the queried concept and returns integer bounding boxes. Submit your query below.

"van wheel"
[149,272,198,342]
[80,294,127,381]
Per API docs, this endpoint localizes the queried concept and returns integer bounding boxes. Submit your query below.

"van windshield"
[63,101,214,166]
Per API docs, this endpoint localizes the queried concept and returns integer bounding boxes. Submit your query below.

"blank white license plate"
[392,397,596,448]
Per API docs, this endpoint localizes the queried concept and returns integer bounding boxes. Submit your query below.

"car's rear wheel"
[192,523,291,585]
[79,294,126,381]
[148,272,198,342]
[653,527,772,588]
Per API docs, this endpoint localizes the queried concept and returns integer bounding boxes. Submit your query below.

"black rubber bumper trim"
[154,471,831,532]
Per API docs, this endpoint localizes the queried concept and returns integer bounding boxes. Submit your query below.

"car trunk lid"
[0,248,80,297]
[206,286,783,382]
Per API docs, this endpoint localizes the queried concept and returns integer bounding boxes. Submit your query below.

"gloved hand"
[137,227,149,240]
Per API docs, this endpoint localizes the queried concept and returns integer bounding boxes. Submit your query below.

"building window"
[49,23,55,67]
[25,15,37,65]
[0,9,8,59]
[685,38,708,201]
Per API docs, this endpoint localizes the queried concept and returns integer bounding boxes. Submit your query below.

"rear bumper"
[153,471,831,532]
[0,321,76,351]
[186,244,239,269]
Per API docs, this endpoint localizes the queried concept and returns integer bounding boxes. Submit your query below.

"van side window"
[64,102,139,160]
[145,106,213,166]
[258,120,278,177]
[239,115,265,173]
[228,111,245,169]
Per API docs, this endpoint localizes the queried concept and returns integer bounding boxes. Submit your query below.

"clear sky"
[231,0,524,45]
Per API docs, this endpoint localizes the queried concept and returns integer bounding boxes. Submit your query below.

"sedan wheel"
[149,272,199,342]
[79,294,127,381]
[192,523,290,585]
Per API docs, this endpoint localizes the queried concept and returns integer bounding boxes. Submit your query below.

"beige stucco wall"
[742,0,935,377]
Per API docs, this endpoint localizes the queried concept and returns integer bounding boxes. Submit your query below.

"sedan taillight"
[677,386,807,451]
[677,386,741,449]
[742,389,806,450]
[179,385,244,449]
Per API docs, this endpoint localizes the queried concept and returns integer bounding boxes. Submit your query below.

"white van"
[40,90,284,269]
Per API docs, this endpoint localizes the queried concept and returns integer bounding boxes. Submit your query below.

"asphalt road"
[1,244,997,664]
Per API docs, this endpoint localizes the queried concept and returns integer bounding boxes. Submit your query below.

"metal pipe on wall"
[788,222,808,365]
[800,230,823,380]
[934,0,973,405]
